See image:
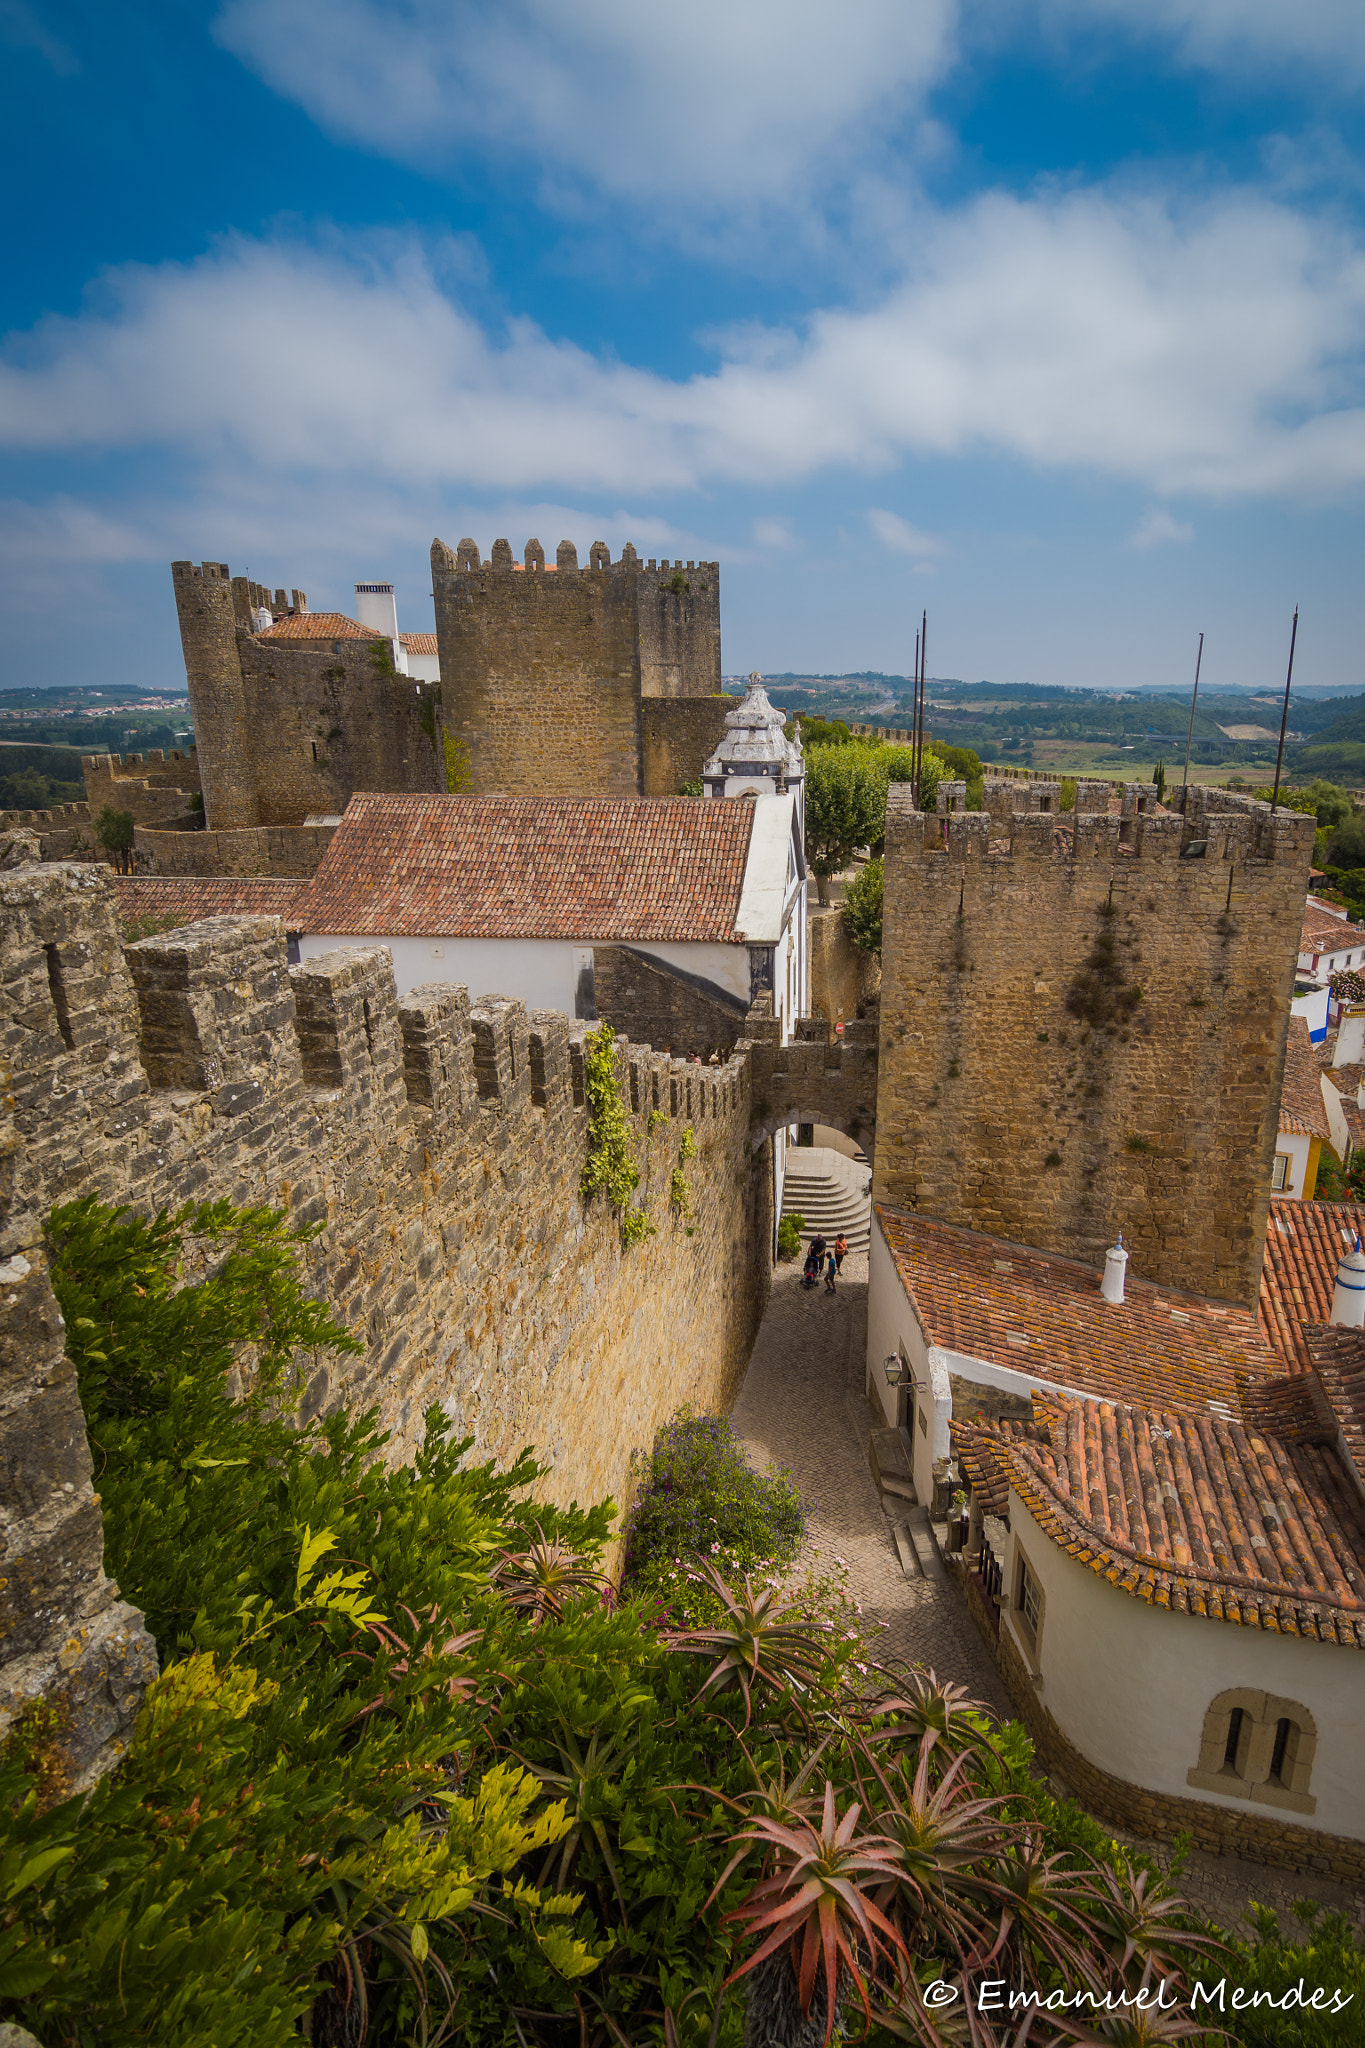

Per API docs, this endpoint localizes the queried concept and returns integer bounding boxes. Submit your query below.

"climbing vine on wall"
[580,1024,654,1247]
[670,1125,698,1219]
[443,729,472,795]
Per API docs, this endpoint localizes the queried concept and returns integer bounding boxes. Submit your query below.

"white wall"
[1274,1127,1313,1200]
[299,932,753,1013]
[866,1215,953,1500]
[1291,981,1329,1043]
[406,650,440,683]
[1006,1494,1365,1842]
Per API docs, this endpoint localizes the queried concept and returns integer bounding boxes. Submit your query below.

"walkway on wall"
[731,1253,1009,1709]
[731,1257,1365,1938]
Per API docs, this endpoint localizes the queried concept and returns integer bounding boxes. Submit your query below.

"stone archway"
[743,1012,879,1170]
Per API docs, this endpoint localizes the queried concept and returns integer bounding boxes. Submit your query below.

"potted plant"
[946,1487,969,1554]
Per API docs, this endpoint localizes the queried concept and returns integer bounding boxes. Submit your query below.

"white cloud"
[0,0,77,74]
[868,509,946,561]
[1028,0,1365,80]
[5,181,1365,510]
[1129,507,1194,549]
[753,517,797,550]
[213,0,954,220]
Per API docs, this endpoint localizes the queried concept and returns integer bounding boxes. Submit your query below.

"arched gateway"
[741,1009,879,1169]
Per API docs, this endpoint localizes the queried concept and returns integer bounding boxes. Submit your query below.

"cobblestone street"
[732,1255,1364,1939]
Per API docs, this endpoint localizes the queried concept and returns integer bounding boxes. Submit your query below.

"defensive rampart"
[876,785,1315,1306]
[432,538,723,798]
[82,748,201,829]
[133,822,336,878]
[1,864,869,1786]
[172,562,444,831]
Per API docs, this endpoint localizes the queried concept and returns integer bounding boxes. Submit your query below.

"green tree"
[0,765,53,810]
[1329,813,1365,869]
[802,747,885,904]
[94,803,136,873]
[1153,758,1167,804]
[841,856,883,959]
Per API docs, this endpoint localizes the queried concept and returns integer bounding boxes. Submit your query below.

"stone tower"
[875,783,1316,1307]
[430,537,727,798]
[172,561,445,831]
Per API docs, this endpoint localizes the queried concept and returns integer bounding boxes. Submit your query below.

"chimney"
[1100,1233,1128,1306]
[354,581,399,640]
[1335,1007,1365,1067]
[1330,1235,1365,1327]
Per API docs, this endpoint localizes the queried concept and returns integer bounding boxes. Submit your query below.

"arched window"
[1187,1689,1317,1816]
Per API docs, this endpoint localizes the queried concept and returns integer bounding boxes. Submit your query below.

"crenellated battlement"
[3,862,855,1781]
[430,532,725,798]
[436,537,718,582]
[879,776,1314,1307]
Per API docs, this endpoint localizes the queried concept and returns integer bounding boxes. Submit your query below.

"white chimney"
[1335,1009,1365,1067]
[1101,1233,1128,1305]
[1330,1236,1365,1327]
[354,581,399,639]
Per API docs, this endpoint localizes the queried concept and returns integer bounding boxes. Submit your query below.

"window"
[1019,1559,1043,1639]
[1188,1690,1316,1815]
[1272,1153,1291,1191]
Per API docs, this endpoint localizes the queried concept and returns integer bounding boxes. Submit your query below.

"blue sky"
[4,0,1365,696]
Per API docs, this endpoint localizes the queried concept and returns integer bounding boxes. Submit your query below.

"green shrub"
[622,1411,806,1615]
[841,855,883,958]
[776,1211,804,1260]
[1221,1904,1365,2045]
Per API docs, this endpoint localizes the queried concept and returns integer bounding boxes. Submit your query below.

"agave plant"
[664,1561,835,1727]
[861,1668,996,1767]
[346,1607,486,1724]
[493,1524,611,1627]
[723,1779,911,2047]
[1079,1864,1229,1987]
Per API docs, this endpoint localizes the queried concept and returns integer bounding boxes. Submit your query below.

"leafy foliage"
[1219,1903,1365,2045]
[579,1022,653,1247]
[802,746,886,901]
[93,802,135,870]
[10,1200,1331,2048]
[841,856,883,958]
[776,1212,805,1261]
[622,1411,806,1620]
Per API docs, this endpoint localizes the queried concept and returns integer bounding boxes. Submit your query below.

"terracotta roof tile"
[300,792,758,943]
[398,633,438,655]
[112,875,307,934]
[257,612,382,641]
[1258,1198,1365,1369]
[1300,904,1365,955]
[1279,1016,1331,1139]
[1301,1325,1365,1478]
[993,1392,1365,1647]
[878,1206,1277,1414]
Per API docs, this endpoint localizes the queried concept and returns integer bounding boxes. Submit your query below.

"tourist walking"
[824,1247,837,1294]
[834,1232,848,1273]
[810,1232,827,1270]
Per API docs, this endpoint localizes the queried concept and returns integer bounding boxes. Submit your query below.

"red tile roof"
[1258,1197,1365,1369]
[878,1206,1277,1415]
[993,1391,1365,1647]
[1300,904,1365,955]
[257,612,382,641]
[1279,1017,1331,1139]
[300,793,758,943]
[112,875,308,934]
[399,633,438,655]
[1301,1325,1365,1477]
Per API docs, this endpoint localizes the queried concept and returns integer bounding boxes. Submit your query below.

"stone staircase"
[780,1144,872,1255]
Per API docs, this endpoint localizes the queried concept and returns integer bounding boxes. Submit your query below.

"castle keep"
[432,538,728,798]
[875,782,1316,1307]
[172,561,445,831]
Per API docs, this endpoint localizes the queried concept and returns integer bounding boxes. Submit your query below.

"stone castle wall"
[431,539,722,798]
[876,786,1315,1306]
[82,749,202,830]
[593,945,750,1057]
[0,804,94,864]
[3,863,880,1785]
[640,699,731,796]
[172,563,445,831]
[133,822,336,878]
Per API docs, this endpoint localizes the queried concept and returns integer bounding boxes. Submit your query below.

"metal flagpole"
[1270,608,1299,816]
[1181,631,1204,797]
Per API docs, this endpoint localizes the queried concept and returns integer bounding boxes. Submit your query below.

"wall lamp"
[883,1353,912,1387]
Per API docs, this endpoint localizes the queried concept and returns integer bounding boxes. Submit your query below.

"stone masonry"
[82,748,202,831]
[432,538,728,799]
[1,862,871,1784]
[172,562,444,831]
[876,784,1316,1306]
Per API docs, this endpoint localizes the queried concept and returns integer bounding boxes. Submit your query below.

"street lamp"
[883,1353,911,1387]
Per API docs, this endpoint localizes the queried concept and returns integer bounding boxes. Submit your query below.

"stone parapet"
[3,864,870,1779]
